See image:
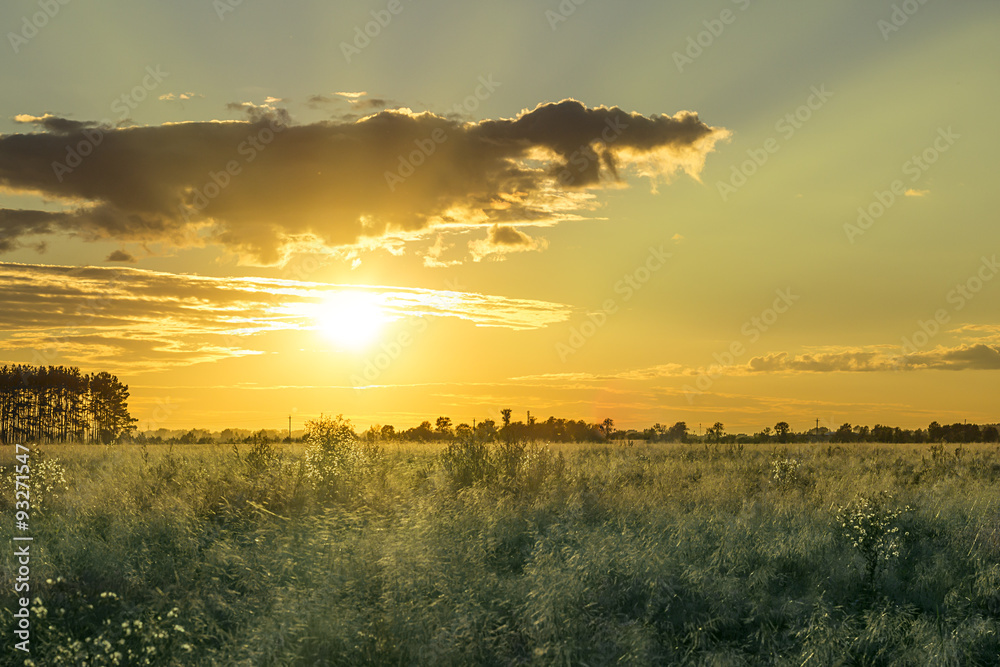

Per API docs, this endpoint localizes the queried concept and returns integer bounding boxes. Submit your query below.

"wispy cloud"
[514,341,1000,384]
[0,262,572,373]
[158,92,204,102]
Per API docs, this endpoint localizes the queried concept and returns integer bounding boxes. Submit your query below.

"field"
[2,436,1000,665]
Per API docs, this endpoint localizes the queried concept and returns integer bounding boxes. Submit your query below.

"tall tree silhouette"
[0,365,137,444]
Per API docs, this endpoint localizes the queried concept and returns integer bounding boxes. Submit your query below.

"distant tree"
[983,425,999,443]
[380,424,396,441]
[707,421,725,444]
[0,364,137,444]
[455,423,473,442]
[666,421,689,443]
[500,409,512,429]
[407,421,434,441]
[601,417,615,439]
[775,421,790,443]
[651,423,665,442]
[871,424,895,443]
[435,416,453,438]
[833,423,853,443]
[248,429,272,446]
[475,419,499,442]
[927,421,944,442]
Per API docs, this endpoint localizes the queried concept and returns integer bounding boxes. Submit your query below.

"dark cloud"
[0,100,728,264]
[468,224,548,262]
[106,250,136,262]
[225,102,292,126]
[306,94,334,107]
[357,98,393,110]
[921,344,1000,370]
[747,346,1000,373]
[490,225,533,246]
[0,208,66,252]
[307,92,397,111]
[747,351,892,373]
[13,113,101,135]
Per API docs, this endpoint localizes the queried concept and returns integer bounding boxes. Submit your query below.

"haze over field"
[1,1,998,432]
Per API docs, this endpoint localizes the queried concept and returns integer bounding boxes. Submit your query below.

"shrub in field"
[0,448,69,515]
[441,438,491,488]
[440,436,565,496]
[492,439,528,484]
[835,491,911,584]
[234,439,281,479]
[302,414,383,500]
[770,457,802,488]
[24,586,193,666]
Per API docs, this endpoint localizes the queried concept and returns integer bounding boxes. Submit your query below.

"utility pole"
[815,417,820,434]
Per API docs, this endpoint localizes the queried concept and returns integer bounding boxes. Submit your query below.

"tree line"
[139,414,1000,447]
[0,365,137,444]
[656,420,999,445]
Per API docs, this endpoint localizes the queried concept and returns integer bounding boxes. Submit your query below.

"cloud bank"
[0,100,728,263]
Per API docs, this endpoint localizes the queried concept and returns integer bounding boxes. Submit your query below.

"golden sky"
[1,1,998,433]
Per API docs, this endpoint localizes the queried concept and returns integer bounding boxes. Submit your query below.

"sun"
[314,291,388,350]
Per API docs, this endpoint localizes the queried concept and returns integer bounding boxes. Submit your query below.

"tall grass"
[2,439,999,665]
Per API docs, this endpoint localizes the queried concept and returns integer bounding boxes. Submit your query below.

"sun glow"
[314,291,388,350]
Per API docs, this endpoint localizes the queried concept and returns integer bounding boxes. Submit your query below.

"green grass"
[2,439,999,665]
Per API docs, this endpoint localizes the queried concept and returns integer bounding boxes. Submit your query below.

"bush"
[441,439,491,489]
[440,436,564,497]
[302,414,383,501]
[835,491,912,584]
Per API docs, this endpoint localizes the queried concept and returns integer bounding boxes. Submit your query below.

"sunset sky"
[1,1,998,434]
